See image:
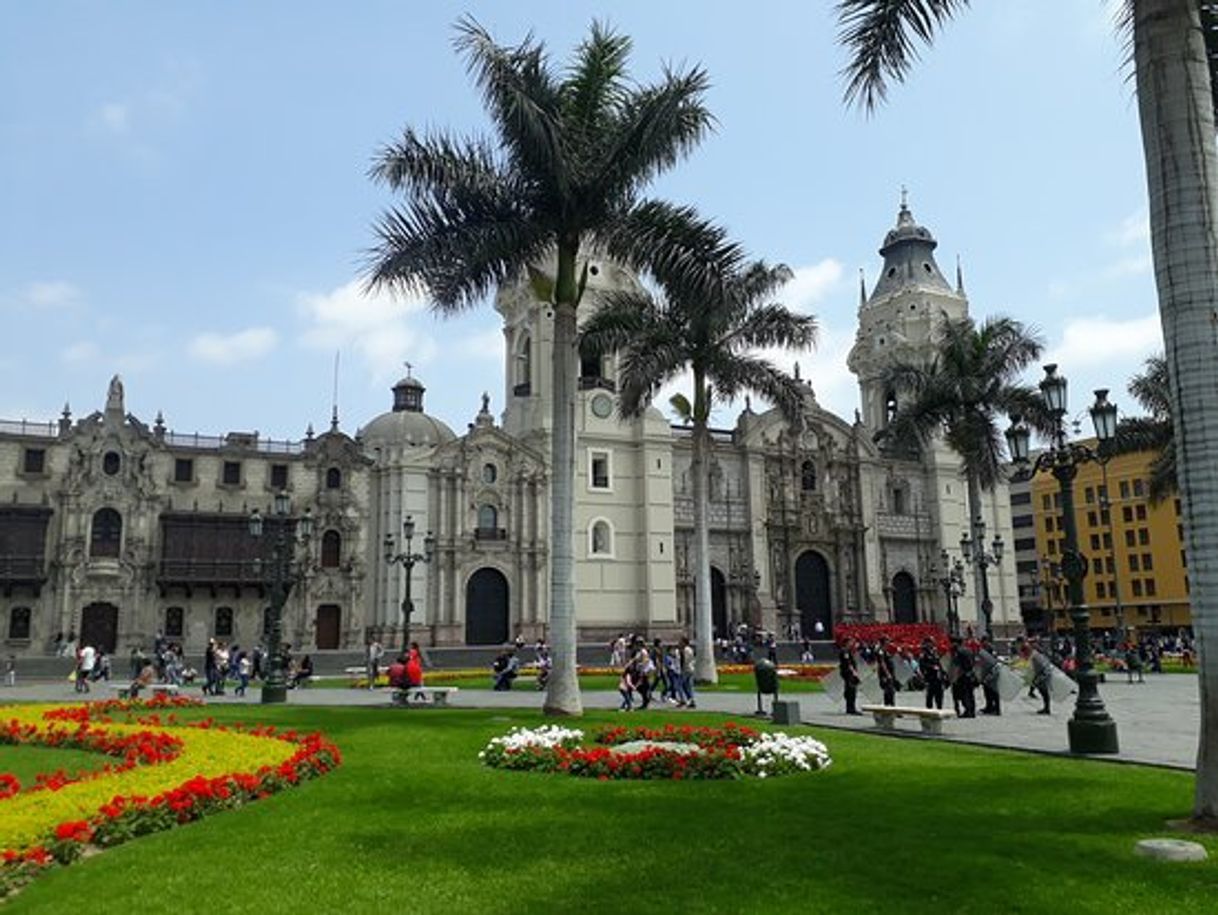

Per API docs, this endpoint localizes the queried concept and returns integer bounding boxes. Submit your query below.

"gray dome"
[869,202,953,301]
[358,410,455,448]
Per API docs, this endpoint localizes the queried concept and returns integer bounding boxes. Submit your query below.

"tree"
[880,316,1046,636]
[836,0,1218,825]
[365,19,713,716]
[580,211,815,683]
[1116,354,1176,503]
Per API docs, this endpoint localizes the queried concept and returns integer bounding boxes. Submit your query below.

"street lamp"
[248,493,313,704]
[1006,366,1120,754]
[384,515,435,650]
[959,518,1004,638]
[934,548,967,636]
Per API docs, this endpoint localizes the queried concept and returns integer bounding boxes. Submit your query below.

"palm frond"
[837,0,971,111]
[1128,353,1172,419]
[579,289,665,358]
[726,302,818,352]
[1148,439,1178,505]
[705,351,805,424]
[562,21,632,136]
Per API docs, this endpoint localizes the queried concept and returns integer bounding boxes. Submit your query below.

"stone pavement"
[0,673,1198,770]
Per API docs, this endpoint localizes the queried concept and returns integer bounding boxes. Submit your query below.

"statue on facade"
[106,375,125,414]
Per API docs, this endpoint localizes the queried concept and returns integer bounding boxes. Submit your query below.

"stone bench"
[108,682,181,700]
[391,686,458,708]
[860,704,956,735]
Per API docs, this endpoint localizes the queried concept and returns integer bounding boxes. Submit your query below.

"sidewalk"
[0,673,1198,770]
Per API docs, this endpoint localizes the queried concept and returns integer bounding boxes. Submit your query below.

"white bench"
[860,704,956,735]
[392,686,458,708]
[108,682,181,700]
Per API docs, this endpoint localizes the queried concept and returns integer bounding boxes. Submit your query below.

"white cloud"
[188,327,278,364]
[298,279,437,382]
[782,259,844,313]
[1108,210,1149,248]
[61,341,100,364]
[22,280,82,309]
[94,102,130,134]
[1044,312,1162,371]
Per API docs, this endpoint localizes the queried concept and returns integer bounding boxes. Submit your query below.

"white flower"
[480,724,585,759]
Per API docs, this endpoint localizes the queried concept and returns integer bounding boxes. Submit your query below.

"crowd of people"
[612,635,698,711]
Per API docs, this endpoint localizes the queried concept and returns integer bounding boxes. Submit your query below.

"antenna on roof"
[330,350,341,432]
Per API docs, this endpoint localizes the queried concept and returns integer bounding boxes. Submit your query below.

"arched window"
[516,333,531,386]
[801,460,817,492]
[90,508,122,558]
[321,529,342,568]
[164,607,184,638]
[214,606,234,637]
[589,519,613,557]
[325,467,342,490]
[477,504,498,531]
[8,607,31,640]
[102,451,121,476]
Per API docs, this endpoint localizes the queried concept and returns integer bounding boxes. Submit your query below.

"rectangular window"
[222,461,241,486]
[1138,528,1150,546]
[1013,515,1033,529]
[1011,491,1032,506]
[1135,504,1147,521]
[1047,540,1057,555]
[1084,486,1094,505]
[1125,530,1136,548]
[1129,554,1140,572]
[1042,494,1052,511]
[1097,484,1108,502]
[1175,498,1182,516]
[174,458,193,483]
[1100,509,1111,525]
[1132,579,1143,597]
[1122,506,1133,523]
[270,463,289,490]
[1133,478,1145,498]
[1145,579,1157,597]
[1182,549,1188,569]
[1103,532,1112,549]
[1095,581,1106,599]
[22,448,45,474]
[1177,523,1184,543]
[1086,511,1097,527]
[1141,553,1153,570]
[1014,537,1037,552]
[165,607,184,638]
[1119,480,1130,500]
[1089,534,1101,551]
[1105,557,1115,574]
[588,450,611,491]
[1044,517,1055,533]
[1092,557,1103,574]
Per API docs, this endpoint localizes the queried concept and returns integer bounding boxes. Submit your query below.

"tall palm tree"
[580,211,816,683]
[880,316,1046,636]
[365,19,713,716]
[836,0,1218,828]
[1116,354,1176,503]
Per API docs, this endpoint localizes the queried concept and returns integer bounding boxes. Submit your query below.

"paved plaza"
[1,672,1198,770]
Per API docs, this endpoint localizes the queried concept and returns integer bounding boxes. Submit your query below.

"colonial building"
[0,204,1020,656]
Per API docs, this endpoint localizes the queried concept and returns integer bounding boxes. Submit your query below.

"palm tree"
[580,211,816,683]
[1116,354,1176,503]
[836,0,1218,828]
[365,19,713,716]
[880,316,1046,636]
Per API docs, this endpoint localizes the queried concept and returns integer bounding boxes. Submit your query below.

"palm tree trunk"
[1134,0,1218,821]
[543,240,583,716]
[691,371,718,683]
[965,471,985,637]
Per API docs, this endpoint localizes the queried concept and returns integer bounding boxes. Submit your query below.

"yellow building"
[1030,438,1188,632]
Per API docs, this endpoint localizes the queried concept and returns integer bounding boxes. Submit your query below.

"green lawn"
[0,745,104,787]
[5,706,1217,914]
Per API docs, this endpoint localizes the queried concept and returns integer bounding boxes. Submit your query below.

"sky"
[0,0,1160,442]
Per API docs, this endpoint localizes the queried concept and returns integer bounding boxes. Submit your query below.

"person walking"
[876,636,897,707]
[1025,639,1053,715]
[948,636,977,719]
[678,636,697,709]
[366,638,384,689]
[919,638,946,711]
[838,638,862,715]
[977,635,1002,716]
[235,651,252,696]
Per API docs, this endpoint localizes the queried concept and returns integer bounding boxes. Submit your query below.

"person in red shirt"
[405,642,424,688]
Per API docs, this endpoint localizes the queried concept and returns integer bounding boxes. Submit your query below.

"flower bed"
[479,722,830,780]
[0,700,341,898]
[834,623,949,653]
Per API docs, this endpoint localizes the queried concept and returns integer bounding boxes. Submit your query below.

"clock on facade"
[590,394,614,418]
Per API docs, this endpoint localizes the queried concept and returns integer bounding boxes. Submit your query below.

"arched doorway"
[80,602,118,653]
[316,604,341,649]
[892,572,918,624]
[794,551,832,638]
[710,566,727,638]
[466,568,509,645]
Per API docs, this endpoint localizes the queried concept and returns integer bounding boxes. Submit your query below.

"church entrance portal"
[315,604,341,649]
[794,551,832,638]
[80,602,118,654]
[710,567,727,639]
[891,572,918,624]
[465,568,509,645]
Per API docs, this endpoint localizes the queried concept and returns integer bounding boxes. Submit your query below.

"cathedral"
[0,205,1018,656]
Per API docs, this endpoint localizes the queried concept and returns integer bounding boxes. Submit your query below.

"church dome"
[357,372,455,448]
[869,199,953,301]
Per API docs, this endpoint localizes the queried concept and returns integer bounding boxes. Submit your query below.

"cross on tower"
[900,185,908,209]
[403,360,413,376]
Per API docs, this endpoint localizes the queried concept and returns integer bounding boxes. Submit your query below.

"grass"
[4,705,1217,914]
[0,745,104,786]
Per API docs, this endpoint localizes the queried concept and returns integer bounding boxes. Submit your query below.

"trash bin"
[754,658,778,716]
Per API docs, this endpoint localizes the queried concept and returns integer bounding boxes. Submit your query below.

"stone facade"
[0,205,1020,656]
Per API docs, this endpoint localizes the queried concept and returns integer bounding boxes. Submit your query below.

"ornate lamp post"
[383,515,435,651]
[1006,367,1120,754]
[933,548,967,636]
[248,492,313,705]
[959,518,1004,638]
